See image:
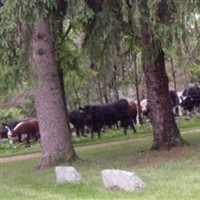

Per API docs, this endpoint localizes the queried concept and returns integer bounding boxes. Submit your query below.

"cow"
[140,90,180,122]
[0,126,8,141]
[140,99,149,123]
[0,120,21,141]
[179,85,200,113]
[169,90,179,116]
[5,118,40,147]
[68,110,91,137]
[127,100,137,125]
[81,99,136,138]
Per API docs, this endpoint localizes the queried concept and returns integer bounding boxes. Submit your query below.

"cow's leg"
[131,123,136,133]
[80,126,87,137]
[93,125,101,138]
[121,120,128,135]
[22,133,30,148]
[18,134,22,142]
[76,127,81,137]
[97,130,101,138]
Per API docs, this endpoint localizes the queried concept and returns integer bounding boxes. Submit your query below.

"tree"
[138,0,188,149]
[82,0,191,149]
[0,0,78,169]
[29,1,79,169]
[29,16,78,169]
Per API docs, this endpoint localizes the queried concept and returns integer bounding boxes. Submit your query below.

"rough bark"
[139,1,187,150]
[29,16,78,169]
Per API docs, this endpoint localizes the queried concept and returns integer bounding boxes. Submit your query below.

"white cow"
[140,99,149,123]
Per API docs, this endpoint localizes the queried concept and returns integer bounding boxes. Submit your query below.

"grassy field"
[0,116,200,158]
[1,132,200,200]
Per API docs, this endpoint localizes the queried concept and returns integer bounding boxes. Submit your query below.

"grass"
[0,115,199,158]
[0,123,152,158]
[1,132,200,200]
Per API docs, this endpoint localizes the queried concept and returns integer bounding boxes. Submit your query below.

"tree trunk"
[102,77,108,103]
[97,74,104,104]
[113,65,119,100]
[29,16,78,169]
[139,1,187,150]
[132,53,143,124]
[170,58,177,92]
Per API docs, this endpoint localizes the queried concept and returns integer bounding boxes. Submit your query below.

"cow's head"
[79,106,93,126]
[4,125,18,144]
[140,99,149,115]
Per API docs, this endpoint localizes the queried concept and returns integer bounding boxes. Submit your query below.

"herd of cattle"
[0,85,200,147]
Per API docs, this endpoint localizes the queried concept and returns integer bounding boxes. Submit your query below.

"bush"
[189,64,200,84]
[0,107,24,125]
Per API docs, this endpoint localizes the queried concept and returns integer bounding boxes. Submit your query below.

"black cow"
[169,90,179,116]
[81,99,136,138]
[68,110,91,137]
[0,120,20,140]
[180,85,200,112]
[0,0,3,7]
[0,127,7,140]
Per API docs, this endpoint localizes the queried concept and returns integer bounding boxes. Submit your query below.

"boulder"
[101,169,147,192]
[55,166,82,183]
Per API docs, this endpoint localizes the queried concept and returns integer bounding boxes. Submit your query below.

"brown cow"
[127,100,137,125]
[5,119,40,147]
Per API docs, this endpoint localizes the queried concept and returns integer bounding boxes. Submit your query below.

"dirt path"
[1,128,200,163]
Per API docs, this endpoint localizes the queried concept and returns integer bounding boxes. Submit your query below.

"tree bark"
[29,16,78,169]
[170,58,177,92]
[139,1,187,150]
[132,53,143,124]
[111,65,119,101]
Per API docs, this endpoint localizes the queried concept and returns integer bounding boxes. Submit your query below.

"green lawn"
[0,116,200,158]
[1,132,200,200]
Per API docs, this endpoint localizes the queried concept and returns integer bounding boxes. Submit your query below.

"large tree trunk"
[139,1,187,150]
[29,16,78,169]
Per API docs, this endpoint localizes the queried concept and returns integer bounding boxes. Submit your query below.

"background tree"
[82,0,196,149]
[138,0,186,149]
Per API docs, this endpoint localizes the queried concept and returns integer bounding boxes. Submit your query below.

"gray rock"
[55,166,82,183]
[101,169,147,192]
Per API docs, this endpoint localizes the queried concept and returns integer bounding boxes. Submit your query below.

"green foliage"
[0,107,23,125]
[0,0,56,95]
[0,94,35,125]
[1,0,200,114]
[137,0,200,61]
[189,64,200,83]
[0,64,30,95]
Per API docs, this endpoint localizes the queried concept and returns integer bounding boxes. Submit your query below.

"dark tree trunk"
[29,16,78,169]
[170,58,177,92]
[139,1,187,150]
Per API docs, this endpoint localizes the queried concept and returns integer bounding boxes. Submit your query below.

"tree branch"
[60,23,72,42]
